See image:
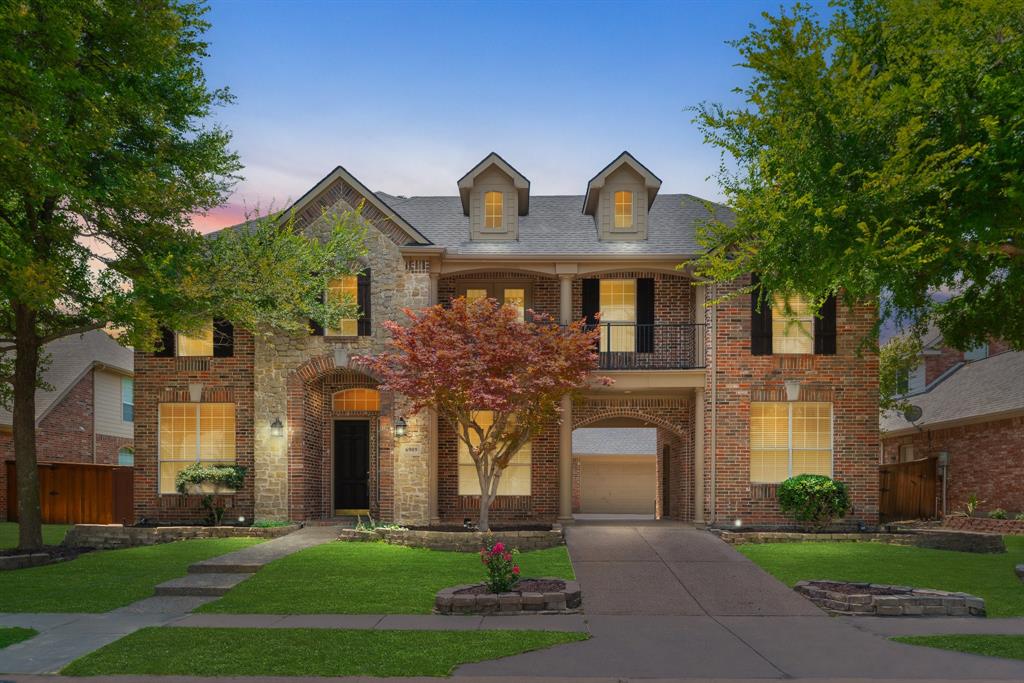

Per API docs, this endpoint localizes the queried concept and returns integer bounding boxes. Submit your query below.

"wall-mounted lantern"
[270,417,284,438]
[784,379,801,402]
[394,416,408,438]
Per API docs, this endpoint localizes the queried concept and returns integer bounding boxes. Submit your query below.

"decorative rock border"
[795,580,986,617]
[435,578,581,614]
[0,552,56,571]
[64,523,299,550]
[338,528,564,552]
[945,516,1024,535]
[715,528,1005,554]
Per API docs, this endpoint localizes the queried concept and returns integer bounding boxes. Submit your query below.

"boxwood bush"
[777,474,850,531]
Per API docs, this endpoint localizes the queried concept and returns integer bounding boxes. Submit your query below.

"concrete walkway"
[456,523,1024,680]
[0,525,341,674]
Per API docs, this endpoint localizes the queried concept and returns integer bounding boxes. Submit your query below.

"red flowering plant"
[480,540,521,593]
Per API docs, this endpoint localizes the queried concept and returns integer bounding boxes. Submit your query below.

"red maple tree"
[357,297,605,530]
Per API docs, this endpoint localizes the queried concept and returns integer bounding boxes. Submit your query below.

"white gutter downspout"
[709,283,718,526]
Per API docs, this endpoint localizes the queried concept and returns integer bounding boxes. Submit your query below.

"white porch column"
[428,271,441,525]
[694,387,705,524]
[557,270,575,523]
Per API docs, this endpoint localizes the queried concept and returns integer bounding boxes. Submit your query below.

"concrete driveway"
[456,522,1024,680]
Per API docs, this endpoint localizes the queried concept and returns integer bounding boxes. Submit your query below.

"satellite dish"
[903,404,923,423]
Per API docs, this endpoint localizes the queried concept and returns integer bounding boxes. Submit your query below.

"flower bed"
[795,580,986,617]
[945,516,1024,535]
[715,528,1005,554]
[65,523,299,550]
[336,527,564,552]
[435,578,582,614]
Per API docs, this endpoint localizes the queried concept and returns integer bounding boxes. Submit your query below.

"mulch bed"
[0,544,95,561]
[455,579,566,595]
[812,581,906,596]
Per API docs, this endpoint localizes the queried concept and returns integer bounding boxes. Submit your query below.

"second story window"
[599,279,636,352]
[771,294,814,354]
[614,191,634,229]
[327,276,359,336]
[484,191,503,229]
[121,378,134,423]
[177,323,213,357]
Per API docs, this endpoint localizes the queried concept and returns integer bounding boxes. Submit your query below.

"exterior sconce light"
[734,518,743,528]
[270,417,284,438]
[784,379,801,402]
[395,417,408,438]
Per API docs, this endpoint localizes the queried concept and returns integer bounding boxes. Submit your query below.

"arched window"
[332,388,380,412]
[118,447,134,467]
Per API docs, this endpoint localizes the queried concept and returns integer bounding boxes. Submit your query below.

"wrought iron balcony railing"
[576,322,706,370]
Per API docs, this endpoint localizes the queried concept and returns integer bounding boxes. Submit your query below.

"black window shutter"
[750,273,773,356]
[155,327,176,357]
[213,318,234,357]
[309,279,325,335]
[636,278,655,353]
[357,268,372,336]
[581,279,600,325]
[814,295,837,355]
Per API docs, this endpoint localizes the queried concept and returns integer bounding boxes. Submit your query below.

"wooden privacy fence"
[5,462,134,525]
[879,457,937,522]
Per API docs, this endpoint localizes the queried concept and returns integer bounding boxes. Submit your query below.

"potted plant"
[174,463,247,526]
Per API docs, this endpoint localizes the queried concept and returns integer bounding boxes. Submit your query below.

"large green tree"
[0,1,365,551]
[690,0,1024,348]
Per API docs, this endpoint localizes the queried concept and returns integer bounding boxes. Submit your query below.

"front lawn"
[0,522,72,549]
[0,538,262,613]
[739,536,1024,617]
[0,627,37,649]
[200,541,575,614]
[894,635,1024,661]
[62,627,588,677]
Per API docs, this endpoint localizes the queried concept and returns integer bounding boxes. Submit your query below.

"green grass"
[894,635,1024,661]
[0,522,72,549]
[0,627,37,649]
[62,626,588,677]
[200,541,576,614]
[738,536,1024,617]
[0,538,262,613]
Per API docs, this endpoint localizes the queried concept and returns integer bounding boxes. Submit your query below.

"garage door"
[579,455,656,514]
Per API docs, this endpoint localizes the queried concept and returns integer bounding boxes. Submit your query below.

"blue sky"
[196,0,830,230]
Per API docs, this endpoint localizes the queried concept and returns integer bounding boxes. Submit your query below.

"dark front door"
[334,420,370,511]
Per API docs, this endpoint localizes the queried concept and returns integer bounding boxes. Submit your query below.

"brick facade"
[705,276,880,527]
[882,414,1024,516]
[0,368,134,521]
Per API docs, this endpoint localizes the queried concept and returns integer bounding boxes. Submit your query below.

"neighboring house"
[0,329,134,520]
[881,338,1023,516]
[134,152,879,527]
[572,428,657,515]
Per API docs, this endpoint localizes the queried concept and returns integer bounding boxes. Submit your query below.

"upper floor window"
[177,324,213,357]
[750,401,832,483]
[332,388,380,412]
[457,410,531,496]
[460,284,528,322]
[121,378,134,423]
[484,191,503,229]
[599,279,636,352]
[327,276,359,336]
[614,191,634,229]
[771,294,814,354]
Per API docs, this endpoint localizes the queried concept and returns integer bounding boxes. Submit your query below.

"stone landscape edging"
[945,516,1024,535]
[435,578,581,614]
[0,552,57,571]
[795,580,986,617]
[337,527,564,552]
[64,523,299,549]
[715,528,1005,553]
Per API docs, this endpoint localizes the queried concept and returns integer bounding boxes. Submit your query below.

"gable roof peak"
[583,151,662,215]
[457,152,530,216]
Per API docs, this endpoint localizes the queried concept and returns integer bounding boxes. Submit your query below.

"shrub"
[777,474,851,531]
[479,540,520,593]
[965,493,984,517]
[251,520,292,528]
[989,508,1008,520]
[1015,512,1024,522]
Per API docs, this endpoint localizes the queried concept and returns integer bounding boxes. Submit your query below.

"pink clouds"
[190,203,249,233]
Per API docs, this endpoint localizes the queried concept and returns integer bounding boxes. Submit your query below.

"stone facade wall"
[134,331,256,524]
[705,276,880,527]
[1,369,133,521]
[882,414,1024,515]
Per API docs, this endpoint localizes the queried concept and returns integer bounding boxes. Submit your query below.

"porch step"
[154,572,251,597]
[187,560,262,574]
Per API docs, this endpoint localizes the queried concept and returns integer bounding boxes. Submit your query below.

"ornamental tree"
[690,0,1024,349]
[358,297,604,531]
[0,1,366,551]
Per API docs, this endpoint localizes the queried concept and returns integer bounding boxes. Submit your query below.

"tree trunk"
[13,303,43,551]
[476,465,501,533]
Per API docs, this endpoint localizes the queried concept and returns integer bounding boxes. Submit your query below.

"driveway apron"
[456,523,1024,679]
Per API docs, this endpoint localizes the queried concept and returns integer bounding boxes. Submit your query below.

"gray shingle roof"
[880,351,1024,434]
[572,428,657,455]
[0,329,133,427]
[378,193,729,256]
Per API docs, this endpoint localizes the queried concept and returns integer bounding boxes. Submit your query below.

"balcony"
[581,323,706,370]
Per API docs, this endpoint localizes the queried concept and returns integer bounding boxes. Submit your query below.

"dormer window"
[484,191,503,229]
[614,191,634,229]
